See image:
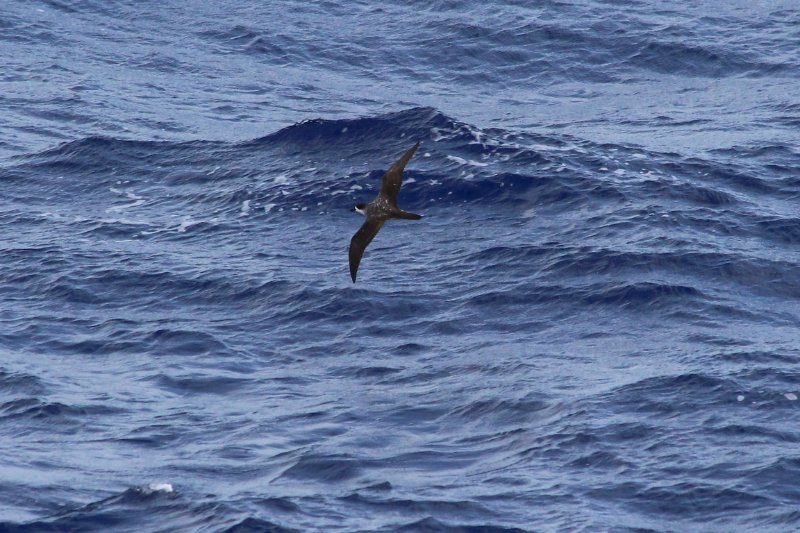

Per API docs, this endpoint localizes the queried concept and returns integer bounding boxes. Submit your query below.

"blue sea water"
[1,0,799,531]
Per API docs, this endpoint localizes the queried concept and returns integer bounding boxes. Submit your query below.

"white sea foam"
[447,155,488,167]
[430,127,446,141]
[177,217,200,232]
[240,200,251,216]
[107,188,145,213]
[142,483,173,494]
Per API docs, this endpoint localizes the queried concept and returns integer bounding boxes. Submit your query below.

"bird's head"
[352,203,367,215]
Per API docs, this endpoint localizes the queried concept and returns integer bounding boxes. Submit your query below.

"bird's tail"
[394,210,423,220]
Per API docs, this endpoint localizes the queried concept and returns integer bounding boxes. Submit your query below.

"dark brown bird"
[349,142,423,282]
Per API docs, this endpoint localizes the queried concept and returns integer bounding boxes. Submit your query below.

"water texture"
[1,1,799,531]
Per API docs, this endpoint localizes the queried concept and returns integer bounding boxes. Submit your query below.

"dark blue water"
[2,1,799,531]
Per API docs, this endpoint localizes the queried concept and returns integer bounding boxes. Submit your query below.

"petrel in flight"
[349,142,423,282]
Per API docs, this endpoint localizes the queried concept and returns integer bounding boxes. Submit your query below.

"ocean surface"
[1,1,799,531]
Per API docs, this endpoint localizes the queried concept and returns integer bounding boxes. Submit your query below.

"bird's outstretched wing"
[349,218,385,282]
[380,142,420,207]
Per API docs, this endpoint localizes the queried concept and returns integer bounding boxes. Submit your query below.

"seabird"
[349,142,423,282]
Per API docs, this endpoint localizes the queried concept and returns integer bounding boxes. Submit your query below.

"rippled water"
[1,1,799,531]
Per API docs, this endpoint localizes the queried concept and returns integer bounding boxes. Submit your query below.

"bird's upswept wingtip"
[394,142,420,169]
